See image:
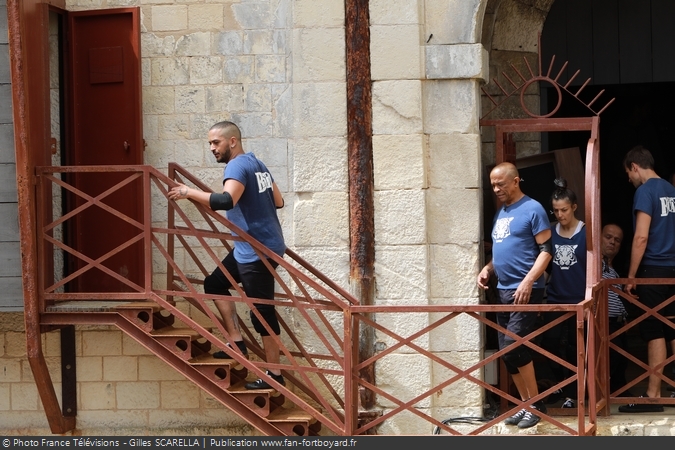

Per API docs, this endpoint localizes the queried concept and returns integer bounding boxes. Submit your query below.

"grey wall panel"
[0,203,18,241]
[0,85,12,124]
[0,277,24,311]
[0,164,17,202]
[0,44,9,83]
[0,241,20,276]
[0,123,14,163]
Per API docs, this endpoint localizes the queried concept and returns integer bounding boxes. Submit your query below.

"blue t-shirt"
[491,195,550,289]
[547,222,586,304]
[224,152,286,263]
[633,177,675,267]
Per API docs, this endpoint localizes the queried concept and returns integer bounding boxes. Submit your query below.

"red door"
[65,8,144,293]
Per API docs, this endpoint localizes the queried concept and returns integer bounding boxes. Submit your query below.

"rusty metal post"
[345,0,376,414]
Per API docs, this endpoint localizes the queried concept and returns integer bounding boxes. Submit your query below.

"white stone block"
[233,2,273,29]
[371,25,423,80]
[293,192,349,247]
[428,133,481,189]
[151,6,188,32]
[374,189,426,245]
[151,58,190,86]
[292,137,348,192]
[224,56,256,84]
[176,33,212,57]
[428,312,483,352]
[428,243,481,299]
[427,188,481,243]
[190,57,224,85]
[294,0,344,27]
[373,309,429,354]
[373,134,427,191]
[423,79,481,134]
[188,4,224,31]
[142,86,175,115]
[158,115,190,140]
[372,80,422,135]
[206,84,245,113]
[292,82,347,137]
[375,353,431,408]
[141,34,176,58]
[370,0,421,25]
[375,245,428,300]
[426,44,489,81]
[175,87,205,114]
[292,28,346,82]
[424,0,485,45]
[256,55,287,83]
[243,30,274,55]
[244,84,272,112]
[431,351,483,408]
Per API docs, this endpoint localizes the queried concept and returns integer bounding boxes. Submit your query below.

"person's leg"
[239,259,283,379]
[646,337,667,398]
[204,252,244,342]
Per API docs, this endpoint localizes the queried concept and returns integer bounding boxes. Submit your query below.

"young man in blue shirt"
[620,145,675,412]
[169,121,286,390]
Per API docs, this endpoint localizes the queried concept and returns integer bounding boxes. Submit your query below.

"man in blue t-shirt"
[169,121,286,390]
[620,145,675,412]
[477,162,553,429]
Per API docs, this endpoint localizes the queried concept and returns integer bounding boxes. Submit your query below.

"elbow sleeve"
[538,238,553,256]
[209,192,234,211]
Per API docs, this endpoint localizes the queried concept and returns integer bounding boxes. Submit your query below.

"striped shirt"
[603,259,627,318]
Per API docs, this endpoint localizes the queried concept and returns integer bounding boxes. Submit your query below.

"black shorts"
[204,252,280,336]
[496,288,545,350]
[635,265,675,342]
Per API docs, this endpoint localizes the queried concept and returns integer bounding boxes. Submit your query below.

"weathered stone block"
[372,80,422,135]
[371,25,423,81]
[76,357,103,382]
[80,382,115,410]
[426,44,489,81]
[116,382,160,410]
[375,353,431,408]
[373,309,429,354]
[373,134,426,191]
[244,84,272,112]
[103,356,138,382]
[424,0,484,45]
[188,4,224,30]
[176,32,212,57]
[151,58,190,86]
[370,0,421,25]
[256,55,286,83]
[374,189,426,245]
[206,84,245,113]
[223,56,255,83]
[427,188,481,244]
[292,82,347,137]
[294,0,344,27]
[160,381,200,409]
[190,57,224,85]
[428,243,481,298]
[243,30,274,55]
[423,80,481,134]
[293,192,349,247]
[431,351,483,407]
[375,245,428,300]
[82,331,122,356]
[143,86,175,115]
[428,133,481,190]
[151,6,188,32]
[232,2,273,29]
[292,28,345,82]
[138,356,186,381]
[11,383,39,411]
[0,359,20,382]
[428,312,483,352]
[292,137,347,192]
[5,332,26,357]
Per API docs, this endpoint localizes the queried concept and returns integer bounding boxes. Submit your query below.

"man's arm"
[167,179,245,209]
[625,211,651,296]
[514,228,552,304]
[477,260,494,290]
[272,182,284,208]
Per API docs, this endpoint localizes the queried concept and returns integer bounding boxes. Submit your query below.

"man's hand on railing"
[168,183,190,200]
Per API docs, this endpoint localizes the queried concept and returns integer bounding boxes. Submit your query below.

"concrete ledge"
[425,44,488,81]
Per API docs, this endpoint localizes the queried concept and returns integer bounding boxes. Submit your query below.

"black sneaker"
[245,370,285,390]
[213,341,248,359]
[561,398,575,408]
[517,401,546,429]
[618,394,664,413]
[504,408,527,425]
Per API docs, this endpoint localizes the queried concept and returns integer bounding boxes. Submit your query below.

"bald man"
[478,162,553,429]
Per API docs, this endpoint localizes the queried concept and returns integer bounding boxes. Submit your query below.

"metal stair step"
[266,408,317,436]
[227,380,285,417]
[114,301,162,312]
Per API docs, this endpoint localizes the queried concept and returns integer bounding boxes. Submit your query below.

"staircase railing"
[33,163,627,435]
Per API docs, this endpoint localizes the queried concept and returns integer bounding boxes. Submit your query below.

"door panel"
[66,8,143,293]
